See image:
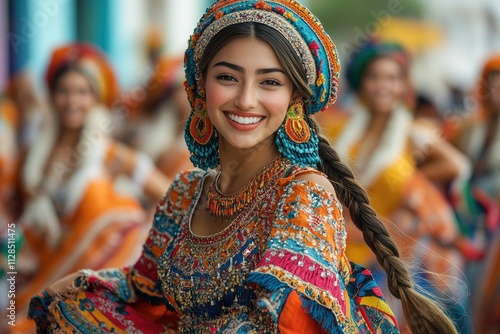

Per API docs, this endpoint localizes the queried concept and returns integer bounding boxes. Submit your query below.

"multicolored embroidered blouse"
[29,166,399,333]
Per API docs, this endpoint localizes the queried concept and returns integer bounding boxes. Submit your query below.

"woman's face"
[204,37,295,151]
[360,56,407,114]
[52,70,97,130]
[488,71,500,113]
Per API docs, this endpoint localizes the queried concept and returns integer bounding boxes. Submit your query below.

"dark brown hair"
[48,64,98,98]
[200,22,458,334]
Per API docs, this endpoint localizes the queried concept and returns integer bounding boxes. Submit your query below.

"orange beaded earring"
[275,100,320,166]
[185,94,220,169]
[284,101,311,143]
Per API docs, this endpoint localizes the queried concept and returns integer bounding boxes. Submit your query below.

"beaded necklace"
[206,154,289,218]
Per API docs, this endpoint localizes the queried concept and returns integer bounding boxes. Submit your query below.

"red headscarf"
[475,55,500,119]
[45,43,119,108]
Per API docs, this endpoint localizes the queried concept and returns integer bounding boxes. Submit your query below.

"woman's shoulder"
[278,166,337,201]
[156,168,210,212]
[172,168,209,186]
[274,166,343,225]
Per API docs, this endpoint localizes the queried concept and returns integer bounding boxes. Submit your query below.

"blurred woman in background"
[455,55,500,333]
[11,43,170,333]
[0,95,19,224]
[457,55,500,203]
[324,40,472,332]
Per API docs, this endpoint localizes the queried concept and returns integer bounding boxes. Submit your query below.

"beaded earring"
[275,101,320,167]
[184,96,220,170]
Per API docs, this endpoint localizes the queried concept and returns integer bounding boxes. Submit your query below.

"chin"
[222,133,273,152]
[371,105,397,114]
[61,121,85,130]
[226,139,261,151]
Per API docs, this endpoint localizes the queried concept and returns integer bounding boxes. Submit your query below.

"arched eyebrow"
[212,61,285,75]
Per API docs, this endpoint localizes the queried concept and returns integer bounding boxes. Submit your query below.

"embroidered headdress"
[184,0,340,169]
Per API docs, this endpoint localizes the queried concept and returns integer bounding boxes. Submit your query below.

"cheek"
[52,94,68,114]
[361,79,377,98]
[264,95,289,121]
[53,94,64,108]
[392,79,407,98]
[205,86,226,108]
[83,94,97,108]
[205,83,234,117]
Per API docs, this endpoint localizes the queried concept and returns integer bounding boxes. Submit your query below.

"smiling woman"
[11,43,171,334]
[29,1,457,333]
[204,37,294,155]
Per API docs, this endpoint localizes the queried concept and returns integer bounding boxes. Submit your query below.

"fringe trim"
[301,297,344,334]
[247,272,348,333]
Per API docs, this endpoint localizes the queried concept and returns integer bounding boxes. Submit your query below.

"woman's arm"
[410,121,470,184]
[105,141,172,202]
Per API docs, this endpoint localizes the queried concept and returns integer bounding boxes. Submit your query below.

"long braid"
[308,117,457,334]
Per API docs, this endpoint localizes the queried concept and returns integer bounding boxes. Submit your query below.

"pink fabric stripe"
[257,249,345,311]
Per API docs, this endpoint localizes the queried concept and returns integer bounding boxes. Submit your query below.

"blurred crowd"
[0,3,499,334]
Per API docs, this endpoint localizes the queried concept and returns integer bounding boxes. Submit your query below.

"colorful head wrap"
[184,0,341,117]
[346,40,410,92]
[45,43,119,108]
[476,54,500,118]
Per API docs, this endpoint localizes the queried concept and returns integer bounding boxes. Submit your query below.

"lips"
[223,111,265,131]
[226,112,264,125]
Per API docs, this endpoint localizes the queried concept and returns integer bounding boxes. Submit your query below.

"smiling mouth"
[225,112,264,125]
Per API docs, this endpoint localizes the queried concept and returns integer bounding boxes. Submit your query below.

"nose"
[234,82,258,110]
[68,91,80,105]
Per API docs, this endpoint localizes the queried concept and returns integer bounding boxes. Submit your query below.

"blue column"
[7,0,76,92]
[76,0,111,53]
[7,0,30,77]
[0,0,7,90]
[29,0,76,91]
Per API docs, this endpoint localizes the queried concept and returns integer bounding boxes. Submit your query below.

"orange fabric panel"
[278,291,327,334]
[17,179,144,311]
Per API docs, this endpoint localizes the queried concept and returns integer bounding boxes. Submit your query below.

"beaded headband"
[184,0,341,116]
[194,10,317,87]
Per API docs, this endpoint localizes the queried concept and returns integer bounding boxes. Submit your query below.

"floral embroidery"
[29,168,399,333]
[78,298,94,312]
[309,41,320,56]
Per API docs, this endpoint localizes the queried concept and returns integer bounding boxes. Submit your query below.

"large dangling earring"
[275,101,320,167]
[284,101,311,143]
[184,97,220,170]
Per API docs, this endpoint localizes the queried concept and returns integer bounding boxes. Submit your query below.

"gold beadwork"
[206,154,289,217]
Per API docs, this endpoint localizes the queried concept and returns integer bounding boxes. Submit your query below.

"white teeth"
[226,113,263,125]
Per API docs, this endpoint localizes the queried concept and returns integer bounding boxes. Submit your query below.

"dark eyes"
[216,74,236,82]
[216,74,282,86]
[55,88,92,96]
[262,79,282,86]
